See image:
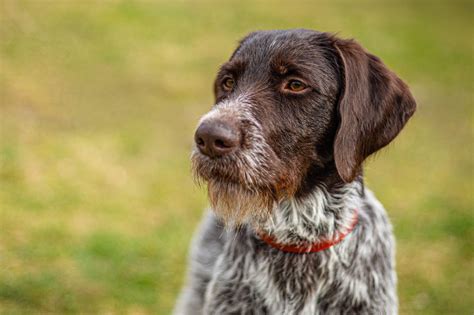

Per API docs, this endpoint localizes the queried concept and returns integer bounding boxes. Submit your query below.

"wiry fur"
[176,29,415,314]
[258,182,360,245]
[175,186,397,314]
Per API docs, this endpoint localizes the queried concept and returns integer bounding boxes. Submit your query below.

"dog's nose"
[194,120,240,158]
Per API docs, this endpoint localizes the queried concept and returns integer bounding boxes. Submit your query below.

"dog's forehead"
[238,31,320,56]
[230,30,329,72]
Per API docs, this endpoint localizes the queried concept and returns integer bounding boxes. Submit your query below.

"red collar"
[258,209,359,254]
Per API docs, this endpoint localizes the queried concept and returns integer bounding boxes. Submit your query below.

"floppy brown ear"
[333,39,416,183]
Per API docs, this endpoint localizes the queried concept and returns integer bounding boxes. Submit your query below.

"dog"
[174,29,416,314]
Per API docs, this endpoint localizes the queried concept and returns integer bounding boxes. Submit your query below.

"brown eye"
[286,80,307,92]
[222,77,235,91]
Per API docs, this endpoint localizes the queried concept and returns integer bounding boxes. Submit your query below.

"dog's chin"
[206,179,276,227]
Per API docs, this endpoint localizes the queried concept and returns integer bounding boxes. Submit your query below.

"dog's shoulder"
[190,210,226,270]
[173,211,225,315]
[361,188,394,228]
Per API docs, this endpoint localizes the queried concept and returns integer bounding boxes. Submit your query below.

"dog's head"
[192,29,416,225]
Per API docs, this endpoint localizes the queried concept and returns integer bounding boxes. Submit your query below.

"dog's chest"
[202,234,354,315]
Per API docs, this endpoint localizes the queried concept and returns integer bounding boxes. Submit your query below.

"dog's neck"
[255,181,363,245]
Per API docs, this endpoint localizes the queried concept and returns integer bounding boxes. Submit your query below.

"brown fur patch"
[207,180,275,226]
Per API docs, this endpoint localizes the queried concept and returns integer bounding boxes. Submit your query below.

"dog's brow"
[270,58,298,75]
[270,58,319,81]
[220,59,246,76]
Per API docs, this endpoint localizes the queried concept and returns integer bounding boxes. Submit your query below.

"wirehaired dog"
[175,29,416,314]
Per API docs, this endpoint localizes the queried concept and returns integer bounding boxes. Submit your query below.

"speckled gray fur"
[174,29,415,314]
[174,184,397,315]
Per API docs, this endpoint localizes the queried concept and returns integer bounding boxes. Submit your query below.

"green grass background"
[0,1,472,314]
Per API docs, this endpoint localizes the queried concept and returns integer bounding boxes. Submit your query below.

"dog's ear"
[333,39,416,182]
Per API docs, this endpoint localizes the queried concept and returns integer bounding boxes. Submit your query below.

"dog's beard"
[206,179,275,226]
[191,150,283,226]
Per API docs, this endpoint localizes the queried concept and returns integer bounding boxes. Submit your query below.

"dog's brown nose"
[195,120,240,158]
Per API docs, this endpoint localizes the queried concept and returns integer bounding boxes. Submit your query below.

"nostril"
[196,137,205,147]
[214,139,231,149]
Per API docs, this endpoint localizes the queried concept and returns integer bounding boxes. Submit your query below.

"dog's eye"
[222,77,235,91]
[286,80,307,92]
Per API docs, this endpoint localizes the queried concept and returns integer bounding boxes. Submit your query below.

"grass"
[0,0,472,314]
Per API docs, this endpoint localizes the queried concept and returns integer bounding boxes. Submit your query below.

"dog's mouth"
[191,146,291,226]
[191,147,275,187]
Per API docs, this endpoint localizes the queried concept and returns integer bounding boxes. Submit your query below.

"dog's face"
[192,30,416,225]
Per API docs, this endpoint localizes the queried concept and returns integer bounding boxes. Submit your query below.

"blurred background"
[0,0,472,314]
